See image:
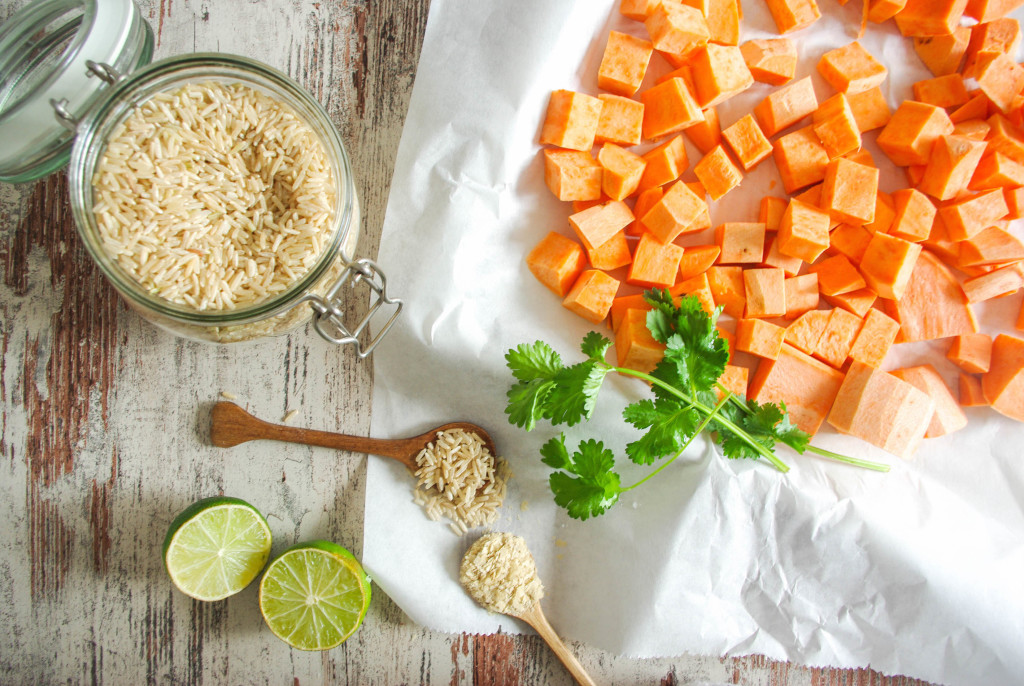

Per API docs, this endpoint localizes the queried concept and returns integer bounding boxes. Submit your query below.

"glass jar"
[0,0,401,353]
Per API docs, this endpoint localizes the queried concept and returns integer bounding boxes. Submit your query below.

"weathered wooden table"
[0,1,937,683]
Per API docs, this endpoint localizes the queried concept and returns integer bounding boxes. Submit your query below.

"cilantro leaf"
[541,362,609,427]
[622,398,700,465]
[539,435,571,470]
[505,341,562,382]
[506,379,556,431]
[580,331,612,362]
[546,438,622,520]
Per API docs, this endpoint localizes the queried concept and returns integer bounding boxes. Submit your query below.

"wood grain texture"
[0,1,938,684]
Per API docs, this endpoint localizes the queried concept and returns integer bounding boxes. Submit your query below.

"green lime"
[163,496,273,601]
[258,541,372,650]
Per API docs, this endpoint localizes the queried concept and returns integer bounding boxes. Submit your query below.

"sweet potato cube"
[595,94,645,146]
[543,149,603,201]
[860,232,922,300]
[823,288,878,317]
[917,135,988,201]
[678,244,720,280]
[764,0,821,34]
[828,361,934,459]
[1007,186,1024,219]
[820,158,879,225]
[563,269,621,323]
[890,365,967,438]
[959,372,988,406]
[598,31,654,97]
[773,126,830,194]
[722,114,773,171]
[785,310,829,354]
[829,223,873,263]
[947,333,993,373]
[691,44,754,108]
[716,222,766,264]
[867,0,908,22]
[939,189,1009,241]
[784,273,819,318]
[750,343,844,435]
[817,42,888,95]
[890,188,936,242]
[813,308,863,369]
[740,38,797,86]
[848,308,900,367]
[638,135,688,192]
[966,0,1024,22]
[958,226,1024,267]
[764,234,804,276]
[964,17,1022,76]
[645,2,710,59]
[884,250,978,342]
[743,267,786,318]
[912,28,970,76]
[642,180,707,243]
[586,230,633,271]
[693,145,743,200]
[616,308,666,373]
[973,53,1024,113]
[736,318,786,359]
[952,119,992,142]
[718,364,749,399]
[969,151,1024,190]
[961,263,1024,302]
[621,0,663,21]
[985,114,1024,166]
[778,198,830,263]
[699,0,741,45]
[950,94,990,126]
[706,265,746,318]
[631,187,664,236]
[760,196,788,232]
[753,76,818,138]
[527,232,587,297]
[676,273,716,315]
[876,101,954,167]
[569,200,635,251]
[894,0,969,37]
[540,90,604,151]
[628,232,685,288]
[912,74,969,110]
[685,181,712,231]
[863,191,894,235]
[981,333,1024,420]
[599,143,647,201]
[641,77,705,140]
[683,106,722,155]
[809,254,867,296]
[813,93,862,159]
[847,87,892,133]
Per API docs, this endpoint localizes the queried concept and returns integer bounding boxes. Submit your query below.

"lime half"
[258,541,372,650]
[163,496,273,601]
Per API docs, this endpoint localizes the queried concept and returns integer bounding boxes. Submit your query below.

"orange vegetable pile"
[526,0,1024,460]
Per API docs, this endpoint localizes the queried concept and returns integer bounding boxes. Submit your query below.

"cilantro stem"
[609,364,791,473]
[621,392,733,492]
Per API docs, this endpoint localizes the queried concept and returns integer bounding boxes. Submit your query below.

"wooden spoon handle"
[519,604,597,686]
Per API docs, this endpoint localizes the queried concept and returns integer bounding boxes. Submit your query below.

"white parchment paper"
[365,1,1024,684]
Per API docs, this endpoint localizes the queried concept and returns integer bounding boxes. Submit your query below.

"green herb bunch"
[505,290,887,520]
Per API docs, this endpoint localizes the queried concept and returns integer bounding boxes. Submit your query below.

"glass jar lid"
[0,0,153,183]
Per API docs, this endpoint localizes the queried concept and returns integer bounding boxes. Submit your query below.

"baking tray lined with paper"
[365,1,1024,685]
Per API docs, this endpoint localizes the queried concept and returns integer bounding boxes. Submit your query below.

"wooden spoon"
[512,603,597,686]
[209,401,497,472]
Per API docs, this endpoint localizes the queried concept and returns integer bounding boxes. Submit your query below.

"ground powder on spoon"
[459,532,544,616]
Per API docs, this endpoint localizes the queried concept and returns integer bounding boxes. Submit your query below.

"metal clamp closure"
[304,258,402,357]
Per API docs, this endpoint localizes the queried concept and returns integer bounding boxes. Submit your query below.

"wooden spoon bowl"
[210,401,497,473]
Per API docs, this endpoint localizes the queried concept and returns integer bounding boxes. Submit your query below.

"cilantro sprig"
[505,290,889,520]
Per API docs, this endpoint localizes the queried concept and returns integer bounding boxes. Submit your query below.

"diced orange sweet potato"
[813,93,862,159]
[884,250,979,342]
[587,229,633,270]
[889,188,936,242]
[969,151,1024,190]
[947,333,993,373]
[820,158,879,225]
[736,318,786,359]
[683,106,722,155]
[823,287,878,317]
[785,309,829,354]
[718,364,749,399]
[645,2,710,59]
[950,94,990,125]
[959,372,988,406]
[750,343,845,435]
[743,267,787,318]
[890,365,968,437]
[863,191,894,234]
[867,0,907,22]
[641,77,705,140]
[1006,186,1024,219]
[631,186,664,236]
[964,18,1022,76]
[638,135,688,192]
[981,333,1024,420]
[827,360,934,459]
[599,31,655,97]
[985,113,1024,166]
[817,41,888,94]
[847,87,893,133]
[972,53,1024,113]
[763,233,804,276]
[598,143,646,201]
[691,44,754,108]
[952,119,991,142]
[809,254,867,296]
[694,145,743,200]
[912,74,969,109]
[706,265,746,318]
[917,135,988,201]
[939,189,1009,241]
[573,197,610,214]
[894,0,968,37]
[563,269,621,323]
[848,307,900,366]
[628,232,686,288]
[721,114,773,171]
[778,198,830,263]
[685,181,712,231]
[527,232,587,297]
[773,126,831,194]
[860,232,922,300]
[544,149,603,201]
[616,307,666,373]
[596,94,645,146]
[813,307,863,369]
[677,272,716,314]
[740,38,798,86]
[958,226,1024,267]
[716,222,766,264]
[961,262,1024,302]
[540,90,604,151]
[764,0,821,34]
[753,76,818,138]
[966,0,1024,21]
[760,196,788,232]
[912,28,971,76]
[679,244,720,280]
[642,179,708,243]
[569,200,635,251]
[621,0,664,21]
[876,101,955,167]
[784,273,819,318]
[829,223,873,262]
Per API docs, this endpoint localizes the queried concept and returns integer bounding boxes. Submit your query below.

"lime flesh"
[163,496,273,601]
[258,541,372,650]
